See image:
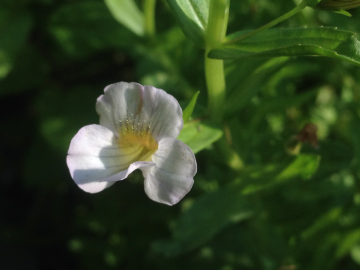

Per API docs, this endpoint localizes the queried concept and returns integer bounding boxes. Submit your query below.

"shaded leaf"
[242,154,320,194]
[225,57,290,118]
[152,186,253,257]
[24,138,69,190]
[0,9,32,79]
[48,1,134,58]
[0,46,47,96]
[316,0,360,10]
[314,141,353,178]
[36,87,99,153]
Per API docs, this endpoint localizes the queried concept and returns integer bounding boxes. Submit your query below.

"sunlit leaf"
[104,0,144,36]
[166,0,209,48]
[332,9,352,16]
[178,121,223,154]
[276,154,320,181]
[209,27,360,67]
[182,91,200,123]
[351,245,360,265]
[336,229,360,258]
[241,154,320,194]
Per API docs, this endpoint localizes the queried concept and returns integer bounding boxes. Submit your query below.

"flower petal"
[101,161,155,182]
[67,124,145,193]
[143,138,197,206]
[96,82,183,140]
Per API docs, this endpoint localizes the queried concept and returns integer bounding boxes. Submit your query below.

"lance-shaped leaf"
[209,27,360,67]
[314,0,360,17]
[166,0,209,48]
[178,121,223,154]
[105,0,144,36]
[316,0,360,10]
[152,186,253,257]
[241,154,321,195]
[0,9,32,78]
[182,91,200,123]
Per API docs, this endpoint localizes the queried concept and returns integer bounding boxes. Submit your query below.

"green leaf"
[182,91,200,123]
[225,57,290,118]
[48,1,135,59]
[306,0,321,6]
[316,0,360,11]
[178,121,223,154]
[209,27,360,67]
[332,10,352,16]
[258,83,318,114]
[0,46,47,97]
[36,87,99,153]
[166,0,209,48]
[276,154,321,181]
[241,154,320,194]
[336,229,360,258]
[351,245,360,265]
[104,0,144,36]
[24,138,69,190]
[0,9,32,79]
[349,108,360,165]
[315,141,353,178]
[152,186,253,257]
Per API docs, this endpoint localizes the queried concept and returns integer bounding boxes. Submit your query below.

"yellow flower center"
[117,116,158,162]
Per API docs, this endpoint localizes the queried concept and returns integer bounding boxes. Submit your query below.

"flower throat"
[118,116,158,150]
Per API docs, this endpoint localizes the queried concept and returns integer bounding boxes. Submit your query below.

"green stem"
[205,0,229,122]
[144,0,156,37]
[223,0,308,45]
[218,125,244,170]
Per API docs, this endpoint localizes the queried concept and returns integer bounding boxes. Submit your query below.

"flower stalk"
[205,0,229,122]
[205,0,243,169]
[144,0,156,37]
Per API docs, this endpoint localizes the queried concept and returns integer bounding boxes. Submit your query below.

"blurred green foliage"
[1,0,360,269]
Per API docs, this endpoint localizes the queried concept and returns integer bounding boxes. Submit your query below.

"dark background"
[1,0,360,269]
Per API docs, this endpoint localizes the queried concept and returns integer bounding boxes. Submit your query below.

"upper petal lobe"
[96,82,183,141]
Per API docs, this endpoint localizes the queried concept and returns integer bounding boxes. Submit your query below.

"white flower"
[66,82,197,205]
